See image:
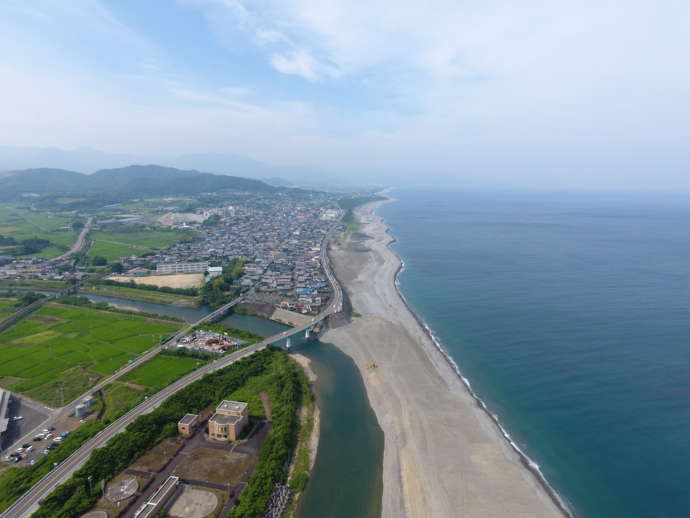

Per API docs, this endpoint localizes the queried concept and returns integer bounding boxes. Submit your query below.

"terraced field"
[0,303,182,406]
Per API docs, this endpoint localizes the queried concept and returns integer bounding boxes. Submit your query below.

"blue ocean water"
[379,188,690,518]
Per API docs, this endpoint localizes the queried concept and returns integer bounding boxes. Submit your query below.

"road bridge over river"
[1,228,343,518]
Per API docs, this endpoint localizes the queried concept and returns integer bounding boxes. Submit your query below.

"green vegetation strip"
[80,283,201,307]
[338,194,385,232]
[24,349,306,518]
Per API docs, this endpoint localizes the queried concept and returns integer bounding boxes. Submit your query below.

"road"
[1,224,343,518]
[49,217,93,263]
[1,295,245,471]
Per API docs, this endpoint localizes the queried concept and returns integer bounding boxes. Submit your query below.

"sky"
[1,0,690,189]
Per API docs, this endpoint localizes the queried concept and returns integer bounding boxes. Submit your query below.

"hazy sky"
[2,1,690,189]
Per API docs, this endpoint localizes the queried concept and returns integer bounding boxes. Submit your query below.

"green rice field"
[0,298,17,320]
[0,303,182,406]
[87,229,194,261]
[0,206,77,258]
[120,355,201,390]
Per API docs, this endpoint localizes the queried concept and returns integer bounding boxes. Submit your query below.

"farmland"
[0,302,182,406]
[0,297,18,320]
[0,206,78,258]
[120,354,202,390]
[87,228,194,262]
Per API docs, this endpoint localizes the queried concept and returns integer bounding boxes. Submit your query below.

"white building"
[156,262,209,274]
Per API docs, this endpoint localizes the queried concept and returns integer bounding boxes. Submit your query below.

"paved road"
[1,295,245,469]
[49,217,93,263]
[1,224,343,518]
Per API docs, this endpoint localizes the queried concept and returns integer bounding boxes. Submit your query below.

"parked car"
[60,431,70,438]
[33,436,43,442]
[25,445,33,453]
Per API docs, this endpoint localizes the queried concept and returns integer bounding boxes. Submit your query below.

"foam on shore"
[373,199,576,518]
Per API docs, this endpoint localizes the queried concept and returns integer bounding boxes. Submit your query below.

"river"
[83,293,384,517]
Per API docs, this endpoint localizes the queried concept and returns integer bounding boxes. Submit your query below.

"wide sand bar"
[322,198,569,518]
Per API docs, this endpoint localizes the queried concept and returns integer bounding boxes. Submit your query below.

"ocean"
[378,188,690,518]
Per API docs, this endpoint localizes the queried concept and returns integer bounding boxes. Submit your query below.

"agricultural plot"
[0,298,17,320]
[120,355,202,391]
[87,228,194,261]
[0,206,77,258]
[0,303,181,406]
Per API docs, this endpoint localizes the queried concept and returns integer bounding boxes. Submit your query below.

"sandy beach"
[321,199,569,518]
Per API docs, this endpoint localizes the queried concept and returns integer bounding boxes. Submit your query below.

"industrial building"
[208,400,248,442]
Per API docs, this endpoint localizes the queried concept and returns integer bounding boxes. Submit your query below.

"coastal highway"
[1,226,343,518]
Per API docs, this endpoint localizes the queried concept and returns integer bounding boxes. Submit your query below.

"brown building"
[208,400,249,442]
[177,413,199,438]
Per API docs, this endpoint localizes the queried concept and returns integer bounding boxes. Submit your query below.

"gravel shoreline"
[322,198,569,518]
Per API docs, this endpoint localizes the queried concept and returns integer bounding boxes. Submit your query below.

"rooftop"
[217,400,248,414]
[178,413,198,425]
[209,412,243,425]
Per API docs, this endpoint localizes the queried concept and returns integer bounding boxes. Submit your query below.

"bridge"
[1,227,343,518]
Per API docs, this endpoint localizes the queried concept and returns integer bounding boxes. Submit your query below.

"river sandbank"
[321,198,569,518]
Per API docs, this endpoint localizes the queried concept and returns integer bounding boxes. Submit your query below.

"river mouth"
[83,293,385,517]
[295,341,383,518]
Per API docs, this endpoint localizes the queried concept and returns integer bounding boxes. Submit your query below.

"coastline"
[323,196,570,518]
[383,204,574,518]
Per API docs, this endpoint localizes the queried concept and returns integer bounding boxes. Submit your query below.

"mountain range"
[0,164,275,200]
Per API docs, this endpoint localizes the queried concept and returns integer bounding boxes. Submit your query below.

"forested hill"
[0,164,276,199]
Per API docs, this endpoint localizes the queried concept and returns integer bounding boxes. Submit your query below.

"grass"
[0,279,66,291]
[0,298,18,320]
[87,228,194,261]
[226,372,273,419]
[120,355,202,391]
[0,205,77,258]
[0,302,182,406]
[99,383,148,421]
[81,283,201,307]
[289,367,315,493]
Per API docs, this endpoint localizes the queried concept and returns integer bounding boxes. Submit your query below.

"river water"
[83,293,384,517]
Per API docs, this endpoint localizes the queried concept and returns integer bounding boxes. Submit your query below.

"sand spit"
[322,199,569,518]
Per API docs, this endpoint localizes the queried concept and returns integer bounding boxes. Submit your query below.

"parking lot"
[0,394,50,455]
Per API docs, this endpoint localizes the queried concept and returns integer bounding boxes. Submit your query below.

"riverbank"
[322,198,569,518]
[288,354,321,515]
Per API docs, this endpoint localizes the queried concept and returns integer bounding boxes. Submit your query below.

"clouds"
[2,0,690,189]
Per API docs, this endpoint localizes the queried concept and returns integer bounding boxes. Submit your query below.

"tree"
[91,256,108,266]
[110,262,124,273]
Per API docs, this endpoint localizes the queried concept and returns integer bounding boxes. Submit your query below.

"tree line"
[29,349,305,518]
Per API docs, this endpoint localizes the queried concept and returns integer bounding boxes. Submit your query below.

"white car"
[25,445,33,453]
